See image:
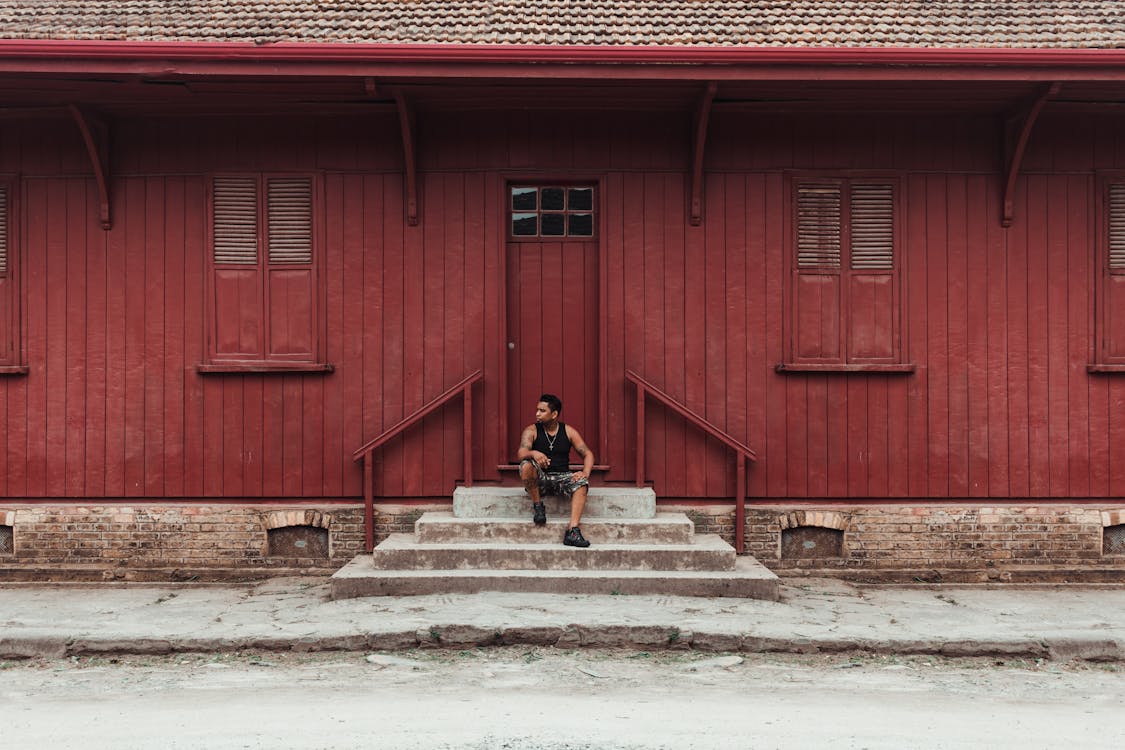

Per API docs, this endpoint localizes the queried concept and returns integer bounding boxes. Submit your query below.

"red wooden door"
[505,184,599,460]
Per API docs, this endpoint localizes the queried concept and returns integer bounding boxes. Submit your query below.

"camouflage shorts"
[521,459,590,498]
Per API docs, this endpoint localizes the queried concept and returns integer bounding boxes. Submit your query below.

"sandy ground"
[3,649,1125,749]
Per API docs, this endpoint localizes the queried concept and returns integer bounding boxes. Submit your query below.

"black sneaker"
[563,526,590,548]
[532,502,547,526]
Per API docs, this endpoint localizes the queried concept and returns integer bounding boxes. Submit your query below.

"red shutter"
[1102,182,1125,361]
[0,184,7,276]
[265,177,315,360]
[793,183,843,361]
[846,182,897,362]
[0,184,11,364]
[211,176,263,359]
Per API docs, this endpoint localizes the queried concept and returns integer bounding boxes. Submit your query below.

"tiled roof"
[0,1,1123,49]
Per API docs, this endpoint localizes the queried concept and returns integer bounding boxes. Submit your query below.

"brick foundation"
[0,502,435,582]
[3,500,1125,582]
[743,503,1125,582]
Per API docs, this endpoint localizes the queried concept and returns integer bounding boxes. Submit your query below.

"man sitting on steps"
[517,393,595,548]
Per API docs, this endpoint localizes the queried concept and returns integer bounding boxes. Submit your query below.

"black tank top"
[532,422,572,473]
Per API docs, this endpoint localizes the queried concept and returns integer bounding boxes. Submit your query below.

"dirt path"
[3,649,1124,749]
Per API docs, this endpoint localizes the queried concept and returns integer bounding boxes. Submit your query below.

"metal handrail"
[625,369,756,554]
[353,369,483,552]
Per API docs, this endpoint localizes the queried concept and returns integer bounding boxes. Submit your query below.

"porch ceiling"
[4,73,1125,118]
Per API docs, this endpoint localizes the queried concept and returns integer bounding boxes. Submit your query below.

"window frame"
[200,172,331,374]
[0,176,26,375]
[507,183,597,242]
[778,171,912,374]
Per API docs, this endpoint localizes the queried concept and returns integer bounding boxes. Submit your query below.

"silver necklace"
[544,425,559,452]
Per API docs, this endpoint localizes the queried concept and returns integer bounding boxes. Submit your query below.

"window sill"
[0,365,29,375]
[776,363,916,374]
[197,362,334,374]
[1087,364,1125,374]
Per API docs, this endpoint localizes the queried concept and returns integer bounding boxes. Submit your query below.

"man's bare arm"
[566,426,595,479]
[517,426,548,466]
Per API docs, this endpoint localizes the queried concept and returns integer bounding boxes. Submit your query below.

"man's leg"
[567,485,588,529]
[562,481,591,547]
[519,459,540,504]
[520,459,547,526]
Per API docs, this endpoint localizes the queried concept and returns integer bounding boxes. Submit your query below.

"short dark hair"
[539,393,562,414]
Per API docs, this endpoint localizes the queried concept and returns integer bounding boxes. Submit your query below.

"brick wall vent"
[0,524,13,556]
[781,526,844,560]
[267,525,330,558]
[1104,524,1125,556]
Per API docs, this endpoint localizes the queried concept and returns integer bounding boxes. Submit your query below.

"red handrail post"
[463,383,473,488]
[635,384,646,488]
[363,452,374,553]
[735,454,746,555]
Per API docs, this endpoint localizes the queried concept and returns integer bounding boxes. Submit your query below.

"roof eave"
[2,40,1125,81]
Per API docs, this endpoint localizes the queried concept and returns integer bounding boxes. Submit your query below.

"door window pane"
[512,213,538,236]
[541,187,565,211]
[569,213,594,237]
[568,188,593,211]
[512,187,537,211]
[541,213,566,236]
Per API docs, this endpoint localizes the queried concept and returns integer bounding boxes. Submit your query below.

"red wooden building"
[2,1,1125,579]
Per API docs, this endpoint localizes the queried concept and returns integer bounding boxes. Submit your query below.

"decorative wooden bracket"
[1001,82,1061,228]
[393,90,419,226]
[689,81,718,226]
[68,105,113,230]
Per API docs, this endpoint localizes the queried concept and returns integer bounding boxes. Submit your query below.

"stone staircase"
[329,487,779,600]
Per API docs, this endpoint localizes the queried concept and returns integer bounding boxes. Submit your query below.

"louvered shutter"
[797,185,842,269]
[213,177,258,265]
[846,182,897,362]
[793,182,843,360]
[0,185,7,276]
[211,176,263,359]
[1101,182,1125,362]
[850,184,894,270]
[267,178,313,265]
[0,183,11,364]
[1109,183,1125,271]
[265,177,315,359]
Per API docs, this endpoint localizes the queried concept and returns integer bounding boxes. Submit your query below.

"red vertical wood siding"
[0,109,1122,500]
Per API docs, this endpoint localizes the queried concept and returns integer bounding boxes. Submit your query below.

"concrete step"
[370,533,736,572]
[453,486,656,519]
[330,555,779,600]
[414,512,695,545]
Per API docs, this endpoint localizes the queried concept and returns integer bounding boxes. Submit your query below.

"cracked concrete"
[1,577,1123,660]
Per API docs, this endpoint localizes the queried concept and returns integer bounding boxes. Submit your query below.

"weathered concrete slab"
[7,578,1125,660]
[453,486,656,519]
[414,511,694,545]
[369,533,736,572]
[330,555,779,600]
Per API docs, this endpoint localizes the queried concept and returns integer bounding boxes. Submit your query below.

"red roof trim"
[0,40,1124,64]
[2,41,1125,80]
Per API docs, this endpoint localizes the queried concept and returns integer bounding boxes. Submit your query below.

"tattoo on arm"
[520,428,534,451]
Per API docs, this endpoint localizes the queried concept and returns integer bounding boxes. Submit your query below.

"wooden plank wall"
[0,109,1122,499]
